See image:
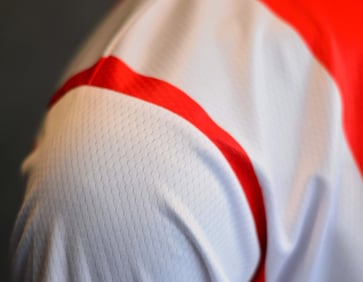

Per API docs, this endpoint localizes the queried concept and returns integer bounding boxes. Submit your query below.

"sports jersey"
[11,0,363,281]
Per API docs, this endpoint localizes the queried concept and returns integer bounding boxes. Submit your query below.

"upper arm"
[11,86,259,281]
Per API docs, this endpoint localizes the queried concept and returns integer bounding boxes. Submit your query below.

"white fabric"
[12,0,363,281]
[13,87,259,281]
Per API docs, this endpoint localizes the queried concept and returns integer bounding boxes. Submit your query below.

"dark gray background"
[0,0,115,280]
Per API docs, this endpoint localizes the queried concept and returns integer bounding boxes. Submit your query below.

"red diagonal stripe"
[261,0,363,178]
[49,56,267,282]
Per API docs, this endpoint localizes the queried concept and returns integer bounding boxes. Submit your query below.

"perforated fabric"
[12,87,259,281]
[11,0,363,281]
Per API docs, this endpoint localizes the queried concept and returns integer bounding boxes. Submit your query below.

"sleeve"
[10,85,260,281]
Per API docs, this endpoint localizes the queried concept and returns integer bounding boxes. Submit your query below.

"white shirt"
[11,0,363,281]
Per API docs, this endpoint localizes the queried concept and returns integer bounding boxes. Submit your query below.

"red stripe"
[261,0,363,178]
[49,56,267,281]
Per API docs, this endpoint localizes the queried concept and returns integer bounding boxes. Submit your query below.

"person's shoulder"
[12,84,260,281]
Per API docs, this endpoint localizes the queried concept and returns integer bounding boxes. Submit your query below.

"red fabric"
[261,0,363,178]
[49,56,267,282]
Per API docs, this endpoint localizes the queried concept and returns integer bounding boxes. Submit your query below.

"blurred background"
[0,0,114,280]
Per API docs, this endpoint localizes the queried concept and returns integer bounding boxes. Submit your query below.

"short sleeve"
[11,86,260,281]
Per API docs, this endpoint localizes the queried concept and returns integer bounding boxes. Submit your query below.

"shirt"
[11,0,363,281]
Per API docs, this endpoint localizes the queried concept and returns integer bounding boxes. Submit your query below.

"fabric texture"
[11,0,363,281]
